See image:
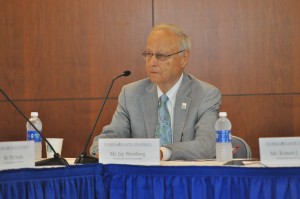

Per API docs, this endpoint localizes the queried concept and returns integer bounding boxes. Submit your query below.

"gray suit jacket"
[90,73,221,160]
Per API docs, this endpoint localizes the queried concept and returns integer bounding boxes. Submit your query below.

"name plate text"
[98,138,160,165]
[259,137,300,167]
[0,141,35,170]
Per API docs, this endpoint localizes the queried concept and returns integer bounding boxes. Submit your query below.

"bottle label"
[216,130,231,143]
[27,130,42,142]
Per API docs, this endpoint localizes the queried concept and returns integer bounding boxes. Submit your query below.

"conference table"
[0,159,300,199]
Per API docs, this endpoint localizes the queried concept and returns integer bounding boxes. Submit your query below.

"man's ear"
[181,50,190,68]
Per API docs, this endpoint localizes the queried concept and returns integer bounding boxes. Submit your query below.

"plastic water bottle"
[26,112,42,160]
[215,112,233,162]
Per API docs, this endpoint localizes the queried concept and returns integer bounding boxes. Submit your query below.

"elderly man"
[90,24,221,160]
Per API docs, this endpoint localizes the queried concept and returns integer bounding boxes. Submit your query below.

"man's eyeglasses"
[142,50,185,61]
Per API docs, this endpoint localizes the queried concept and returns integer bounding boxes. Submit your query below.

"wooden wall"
[0,0,299,159]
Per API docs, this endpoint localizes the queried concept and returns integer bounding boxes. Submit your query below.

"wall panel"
[221,95,299,157]
[154,0,300,94]
[0,99,118,157]
[154,0,300,158]
[0,0,152,157]
[0,0,151,99]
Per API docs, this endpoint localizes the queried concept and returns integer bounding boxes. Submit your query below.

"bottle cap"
[31,112,39,117]
[219,112,227,117]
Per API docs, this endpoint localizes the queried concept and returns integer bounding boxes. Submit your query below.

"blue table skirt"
[0,164,105,199]
[1,163,300,199]
[103,164,300,199]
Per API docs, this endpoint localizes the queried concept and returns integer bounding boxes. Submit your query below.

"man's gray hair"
[151,24,191,51]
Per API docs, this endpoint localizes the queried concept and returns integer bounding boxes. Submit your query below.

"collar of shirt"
[157,73,183,105]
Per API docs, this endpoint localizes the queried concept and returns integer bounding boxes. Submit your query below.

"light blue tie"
[155,94,172,146]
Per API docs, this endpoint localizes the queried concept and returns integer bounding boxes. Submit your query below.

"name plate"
[98,138,160,165]
[259,137,300,167]
[0,141,35,170]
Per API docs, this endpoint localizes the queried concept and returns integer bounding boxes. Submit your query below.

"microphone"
[74,70,131,164]
[0,88,69,166]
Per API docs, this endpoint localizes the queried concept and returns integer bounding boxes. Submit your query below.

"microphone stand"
[74,71,131,164]
[0,88,69,166]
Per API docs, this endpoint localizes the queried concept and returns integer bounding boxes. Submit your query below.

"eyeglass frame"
[142,50,185,61]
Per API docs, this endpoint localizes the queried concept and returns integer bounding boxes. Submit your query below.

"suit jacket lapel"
[140,83,158,138]
[173,74,192,142]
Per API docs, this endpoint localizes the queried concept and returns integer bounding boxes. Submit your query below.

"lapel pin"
[181,103,187,109]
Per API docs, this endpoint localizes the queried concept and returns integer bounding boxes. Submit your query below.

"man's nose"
[149,54,158,64]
